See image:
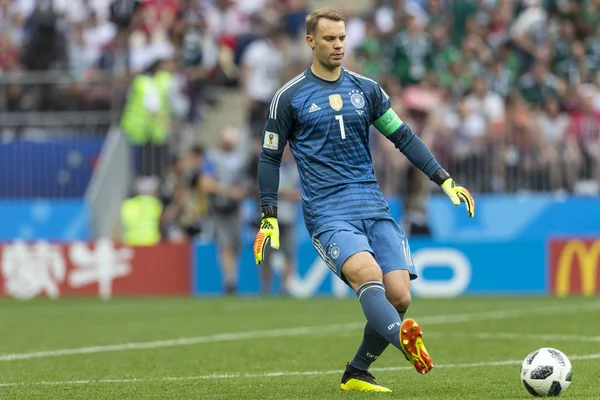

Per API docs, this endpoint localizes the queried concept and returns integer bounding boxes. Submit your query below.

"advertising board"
[548,238,600,297]
[0,240,191,299]
[194,239,547,297]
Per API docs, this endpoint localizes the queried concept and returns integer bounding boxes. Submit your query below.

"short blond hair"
[305,8,345,36]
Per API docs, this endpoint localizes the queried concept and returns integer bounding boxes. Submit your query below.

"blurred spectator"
[201,126,248,295]
[282,0,309,39]
[83,11,117,62]
[354,22,386,82]
[504,94,554,192]
[585,22,600,71]
[438,53,473,101]
[519,61,564,106]
[449,97,490,192]
[161,145,207,241]
[464,76,505,126]
[485,56,515,99]
[120,49,174,179]
[109,0,141,29]
[96,29,131,77]
[568,87,600,182]
[556,40,595,86]
[20,0,67,71]
[121,176,163,246]
[538,96,580,190]
[68,23,99,79]
[392,12,431,86]
[241,24,285,141]
[510,0,548,68]
[0,34,19,72]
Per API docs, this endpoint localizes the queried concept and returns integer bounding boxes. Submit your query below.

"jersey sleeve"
[368,82,405,137]
[369,82,392,124]
[258,94,295,207]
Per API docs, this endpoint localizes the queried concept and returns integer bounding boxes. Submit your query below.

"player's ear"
[306,34,315,50]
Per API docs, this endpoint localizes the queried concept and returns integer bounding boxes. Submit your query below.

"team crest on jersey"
[328,244,341,260]
[329,94,343,111]
[263,131,278,150]
[350,90,365,109]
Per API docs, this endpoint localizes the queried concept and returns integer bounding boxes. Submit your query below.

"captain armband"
[373,108,404,137]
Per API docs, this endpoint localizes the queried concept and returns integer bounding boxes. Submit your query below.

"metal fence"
[0,70,123,200]
[0,70,123,133]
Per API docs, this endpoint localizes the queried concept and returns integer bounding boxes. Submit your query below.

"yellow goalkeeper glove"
[253,206,280,265]
[433,169,475,218]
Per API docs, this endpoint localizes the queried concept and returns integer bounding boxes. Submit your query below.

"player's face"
[308,19,346,70]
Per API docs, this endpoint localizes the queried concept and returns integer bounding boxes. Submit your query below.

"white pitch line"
[0,323,363,362]
[1,353,599,388]
[469,332,600,342]
[1,303,600,362]
[416,302,600,324]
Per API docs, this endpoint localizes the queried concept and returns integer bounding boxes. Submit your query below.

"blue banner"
[0,137,104,198]
[408,239,546,296]
[193,194,600,297]
[0,200,90,241]
[240,195,600,244]
[428,194,600,241]
[193,238,546,297]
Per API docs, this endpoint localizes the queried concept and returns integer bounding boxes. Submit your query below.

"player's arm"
[253,97,294,264]
[370,86,475,217]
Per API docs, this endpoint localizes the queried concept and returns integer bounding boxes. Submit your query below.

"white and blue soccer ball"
[521,348,572,397]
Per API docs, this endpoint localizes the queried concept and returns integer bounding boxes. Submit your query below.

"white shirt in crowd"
[7,0,110,21]
[464,91,506,124]
[241,39,283,104]
[538,113,569,144]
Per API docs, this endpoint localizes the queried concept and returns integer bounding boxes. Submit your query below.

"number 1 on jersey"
[335,115,346,140]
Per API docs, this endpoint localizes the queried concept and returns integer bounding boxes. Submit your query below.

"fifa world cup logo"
[269,133,274,145]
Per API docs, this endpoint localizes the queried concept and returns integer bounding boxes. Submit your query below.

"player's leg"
[369,218,434,374]
[348,271,412,375]
[312,222,393,392]
[383,270,411,323]
[341,251,405,351]
[314,227,405,352]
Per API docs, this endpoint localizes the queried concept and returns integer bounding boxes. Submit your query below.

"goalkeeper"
[253,8,475,393]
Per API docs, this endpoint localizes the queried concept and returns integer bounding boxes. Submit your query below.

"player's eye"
[340,36,346,42]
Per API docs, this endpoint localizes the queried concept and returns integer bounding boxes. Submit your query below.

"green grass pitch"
[0,296,599,399]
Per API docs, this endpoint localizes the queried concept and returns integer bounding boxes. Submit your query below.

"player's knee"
[387,290,411,311]
[344,264,382,291]
[341,252,383,290]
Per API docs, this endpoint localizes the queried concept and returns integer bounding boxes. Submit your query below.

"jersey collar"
[305,67,345,89]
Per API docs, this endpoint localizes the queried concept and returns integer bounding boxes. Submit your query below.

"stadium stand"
[1,0,599,243]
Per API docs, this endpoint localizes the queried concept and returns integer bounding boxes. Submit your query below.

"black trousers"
[138,143,168,179]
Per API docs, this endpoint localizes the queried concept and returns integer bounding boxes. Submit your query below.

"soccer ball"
[521,348,572,397]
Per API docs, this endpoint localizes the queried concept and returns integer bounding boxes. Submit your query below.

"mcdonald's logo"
[549,239,600,297]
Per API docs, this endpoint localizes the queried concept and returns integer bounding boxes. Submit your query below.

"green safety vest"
[121,195,163,246]
[120,74,170,145]
[154,71,173,141]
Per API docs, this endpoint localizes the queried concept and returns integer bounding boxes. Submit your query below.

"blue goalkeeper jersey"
[259,67,396,235]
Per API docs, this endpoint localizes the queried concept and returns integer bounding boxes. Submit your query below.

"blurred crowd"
[358,0,600,199]
[3,0,600,292]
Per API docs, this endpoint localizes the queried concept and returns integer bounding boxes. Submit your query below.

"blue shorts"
[311,218,417,284]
